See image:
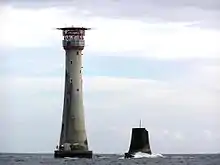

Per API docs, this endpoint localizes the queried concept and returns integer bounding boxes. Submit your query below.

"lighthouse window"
[77,89,79,91]
[70,61,72,64]
[76,51,79,55]
[80,70,81,73]
[70,79,72,82]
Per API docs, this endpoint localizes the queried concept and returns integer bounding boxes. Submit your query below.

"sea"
[0,152,220,165]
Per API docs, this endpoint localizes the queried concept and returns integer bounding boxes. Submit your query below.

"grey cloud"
[148,0,220,11]
[1,0,220,29]
[0,1,70,8]
[68,0,220,27]
[3,0,220,11]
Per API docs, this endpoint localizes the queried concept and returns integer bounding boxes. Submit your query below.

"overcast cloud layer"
[1,0,220,29]
[0,0,219,154]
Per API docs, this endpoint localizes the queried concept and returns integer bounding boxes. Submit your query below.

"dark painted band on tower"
[127,128,152,154]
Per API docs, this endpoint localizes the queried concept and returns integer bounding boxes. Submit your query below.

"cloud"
[0,6,67,48]
[0,0,219,154]
[173,132,184,141]
[1,60,219,153]
[65,0,220,30]
[1,0,220,29]
[1,47,219,82]
[0,6,219,60]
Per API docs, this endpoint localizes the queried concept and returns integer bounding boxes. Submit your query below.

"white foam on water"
[118,152,165,159]
[134,152,165,159]
[98,156,110,159]
[64,157,79,160]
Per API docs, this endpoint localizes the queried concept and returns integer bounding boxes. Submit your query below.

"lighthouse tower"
[54,26,92,158]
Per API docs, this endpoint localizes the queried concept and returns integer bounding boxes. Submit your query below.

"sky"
[0,0,220,154]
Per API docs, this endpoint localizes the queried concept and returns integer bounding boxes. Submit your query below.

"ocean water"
[0,153,220,165]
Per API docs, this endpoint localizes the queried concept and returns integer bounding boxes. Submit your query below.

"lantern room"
[57,27,91,50]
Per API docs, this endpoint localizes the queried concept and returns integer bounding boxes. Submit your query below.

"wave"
[64,157,79,160]
[133,152,165,159]
[119,152,165,159]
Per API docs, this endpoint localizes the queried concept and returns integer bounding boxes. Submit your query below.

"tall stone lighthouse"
[54,26,92,158]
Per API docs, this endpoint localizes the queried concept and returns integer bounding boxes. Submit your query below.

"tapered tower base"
[54,150,93,158]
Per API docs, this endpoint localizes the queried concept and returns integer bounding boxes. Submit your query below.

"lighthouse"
[54,26,92,158]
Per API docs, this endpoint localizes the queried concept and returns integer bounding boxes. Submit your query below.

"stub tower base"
[54,150,93,158]
[124,127,152,158]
